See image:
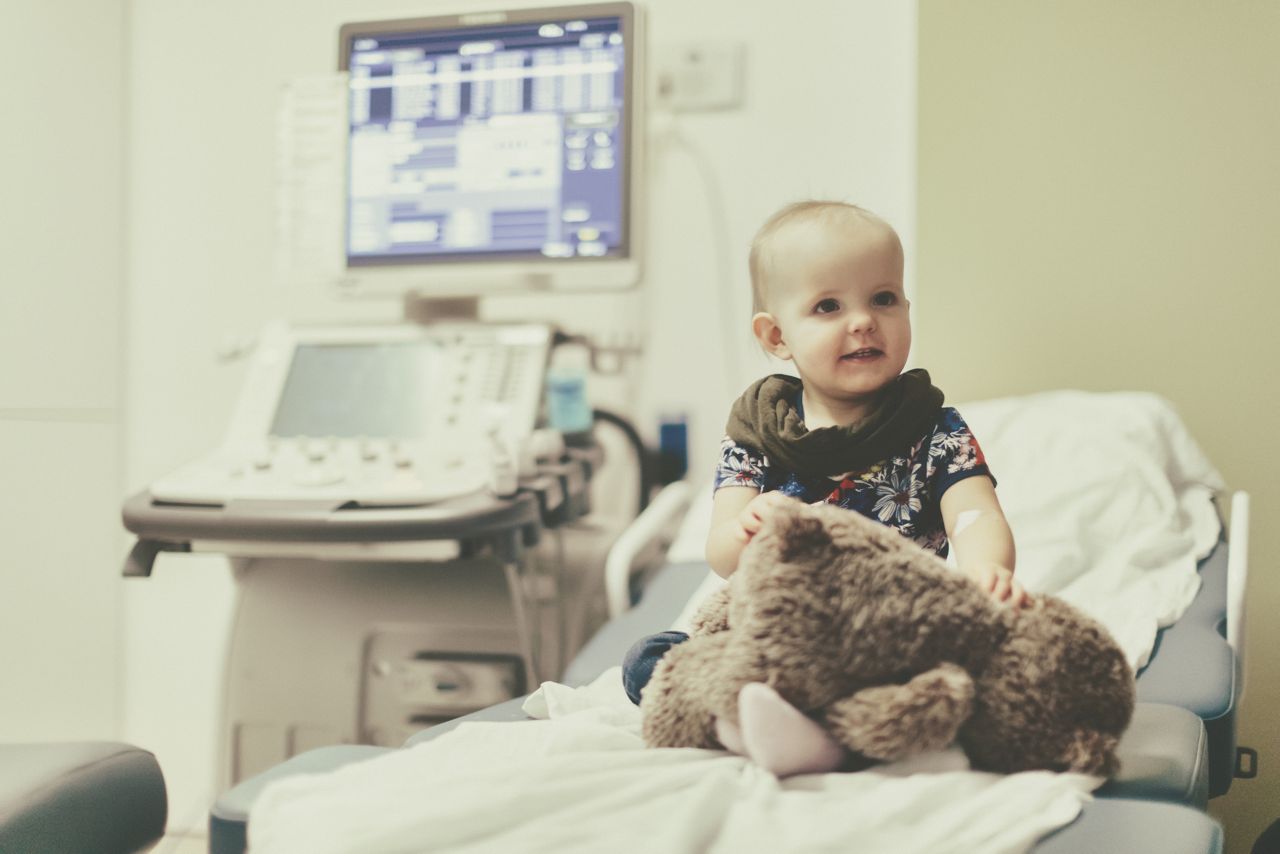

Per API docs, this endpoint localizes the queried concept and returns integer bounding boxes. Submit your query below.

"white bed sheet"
[250,669,1098,854]
[667,391,1223,669]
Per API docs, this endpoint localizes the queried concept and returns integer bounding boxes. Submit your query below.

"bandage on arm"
[940,477,1016,573]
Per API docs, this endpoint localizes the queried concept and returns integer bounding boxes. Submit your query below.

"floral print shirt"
[713,407,992,557]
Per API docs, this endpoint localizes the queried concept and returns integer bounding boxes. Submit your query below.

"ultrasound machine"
[122,2,646,789]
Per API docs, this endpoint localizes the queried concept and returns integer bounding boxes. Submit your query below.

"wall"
[917,2,1280,850]
[0,2,126,741]
[124,0,917,829]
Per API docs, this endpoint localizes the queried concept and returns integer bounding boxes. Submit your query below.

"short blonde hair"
[748,201,897,313]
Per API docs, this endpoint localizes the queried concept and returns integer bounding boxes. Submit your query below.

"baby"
[623,200,1026,776]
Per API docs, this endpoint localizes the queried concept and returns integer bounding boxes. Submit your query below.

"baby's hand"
[966,562,1031,609]
[735,492,796,543]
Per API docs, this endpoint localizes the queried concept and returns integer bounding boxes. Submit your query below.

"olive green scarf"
[725,369,944,479]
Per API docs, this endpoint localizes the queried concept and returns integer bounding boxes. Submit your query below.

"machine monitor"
[269,342,435,440]
[337,3,644,297]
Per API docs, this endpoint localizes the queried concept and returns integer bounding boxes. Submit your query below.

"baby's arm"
[705,487,794,578]
[939,476,1028,607]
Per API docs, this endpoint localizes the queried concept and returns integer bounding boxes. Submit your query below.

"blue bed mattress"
[1136,536,1236,795]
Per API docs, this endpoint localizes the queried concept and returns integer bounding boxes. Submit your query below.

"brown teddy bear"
[640,500,1135,776]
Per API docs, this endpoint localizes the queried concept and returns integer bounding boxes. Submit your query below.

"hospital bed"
[210,392,1243,853]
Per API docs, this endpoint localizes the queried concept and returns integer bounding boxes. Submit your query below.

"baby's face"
[758,217,910,411]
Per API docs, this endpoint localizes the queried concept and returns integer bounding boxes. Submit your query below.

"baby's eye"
[814,298,840,314]
[872,291,899,307]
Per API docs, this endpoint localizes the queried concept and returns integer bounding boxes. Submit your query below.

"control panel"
[149,322,553,507]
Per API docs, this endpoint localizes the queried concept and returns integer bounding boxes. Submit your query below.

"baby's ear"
[751,312,791,360]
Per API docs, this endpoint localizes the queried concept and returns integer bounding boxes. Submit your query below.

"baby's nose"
[847,310,876,333]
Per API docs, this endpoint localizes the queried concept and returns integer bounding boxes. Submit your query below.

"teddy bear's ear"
[776,514,833,562]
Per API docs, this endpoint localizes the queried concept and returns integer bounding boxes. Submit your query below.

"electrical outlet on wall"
[654,43,745,112]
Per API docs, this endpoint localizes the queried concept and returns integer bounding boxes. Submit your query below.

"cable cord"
[592,407,655,513]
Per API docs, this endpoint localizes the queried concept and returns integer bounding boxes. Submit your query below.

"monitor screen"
[338,4,638,278]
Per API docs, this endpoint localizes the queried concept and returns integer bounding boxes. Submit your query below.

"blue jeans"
[621,631,690,704]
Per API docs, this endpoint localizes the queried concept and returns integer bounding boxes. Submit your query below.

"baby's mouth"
[841,348,884,361]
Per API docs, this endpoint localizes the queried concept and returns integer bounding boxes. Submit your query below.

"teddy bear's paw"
[823,664,975,761]
[714,715,747,755]
[690,587,733,636]
[1056,727,1121,777]
[736,682,845,777]
[640,633,741,750]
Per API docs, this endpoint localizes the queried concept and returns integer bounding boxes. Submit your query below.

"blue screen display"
[344,14,628,266]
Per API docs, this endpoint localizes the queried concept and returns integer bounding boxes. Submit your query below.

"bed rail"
[1227,490,1250,702]
[604,480,692,618]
